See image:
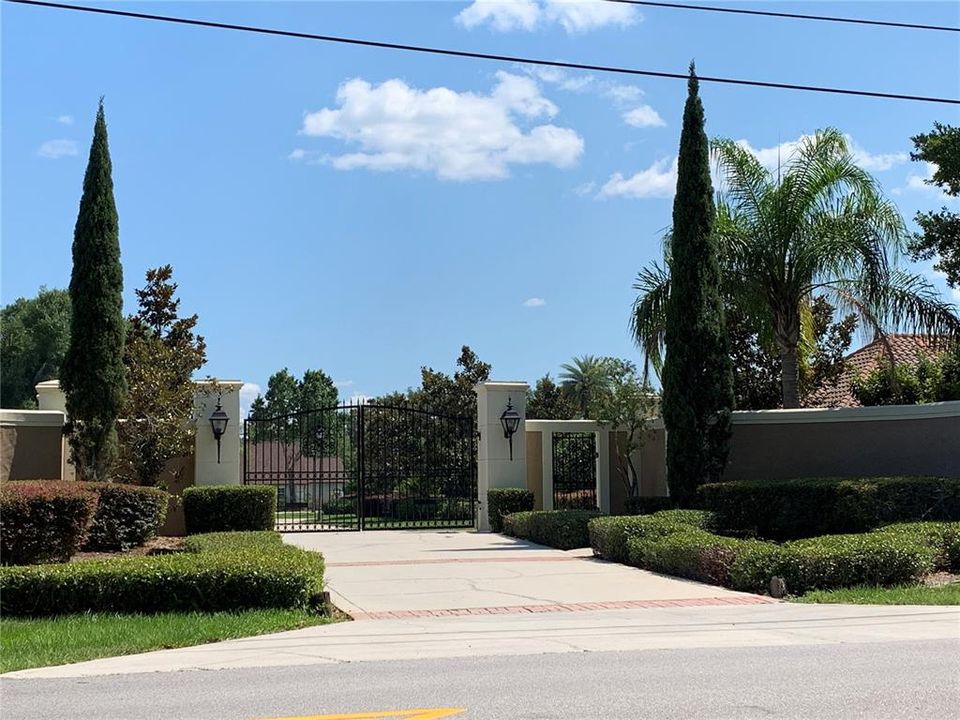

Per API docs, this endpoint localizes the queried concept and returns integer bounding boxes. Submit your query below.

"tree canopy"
[1,288,71,409]
[60,101,127,482]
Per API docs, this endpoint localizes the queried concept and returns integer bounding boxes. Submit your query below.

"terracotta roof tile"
[805,334,946,408]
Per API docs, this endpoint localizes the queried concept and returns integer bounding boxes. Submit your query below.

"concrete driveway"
[285,530,770,618]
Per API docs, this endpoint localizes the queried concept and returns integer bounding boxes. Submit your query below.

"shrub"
[502,510,603,550]
[487,488,534,532]
[321,498,355,515]
[630,529,770,586]
[588,510,716,563]
[183,485,276,534]
[624,496,675,515]
[873,522,960,572]
[0,531,324,617]
[729,533,936,595]
[182,530,282,553]
[0,481,98,565]
[698,476,960,540]
[82,482,169,551]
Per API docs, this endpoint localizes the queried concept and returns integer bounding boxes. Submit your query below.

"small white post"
[475,381,529,531]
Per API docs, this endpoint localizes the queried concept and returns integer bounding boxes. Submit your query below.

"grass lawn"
[795,583,960,606]
[1,609,335,674]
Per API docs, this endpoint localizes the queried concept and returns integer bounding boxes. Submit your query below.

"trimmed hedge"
[588,510,716,563]
[699,476,960,540]
[503,510,603,550]
[182,530,282,553]
[731,533,937,595]
[83,483,169,551]
[624,496,675,516]
[488,488,535,532]
[631,529,770,587]
[1,481,98,565]
[0,531,324,617]
[873,522,960,573]
[183,485,276,534]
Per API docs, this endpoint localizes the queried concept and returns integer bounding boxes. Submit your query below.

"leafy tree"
[907,122,960,288]
[116,266,207,486]
[558,355,612,418]
[412,345,491,419]
[659,64,734,506]
[526,374,578,420]
[60,101,128,482]
[248,368,339,449]
[592,359,658,500]
[1,288,71,408]
[727,296,857,409]
[633,129,960,409]
[852,343,960,405]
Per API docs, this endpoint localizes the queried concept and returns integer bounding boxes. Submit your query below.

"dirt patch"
[72,536,186,562]
[923,572,960,588]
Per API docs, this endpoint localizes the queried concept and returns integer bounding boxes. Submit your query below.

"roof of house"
[245,440,346,480]
[805,334,945,408]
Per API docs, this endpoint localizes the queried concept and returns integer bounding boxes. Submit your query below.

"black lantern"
[499,397,521,461]
[209,396,229,464]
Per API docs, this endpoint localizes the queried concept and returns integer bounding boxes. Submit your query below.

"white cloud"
[573,180,597,196]
[457,0,637,33]
[298,72,583,181]
[288,148,306,161]
[523,297,546,307]
[604,83,643,105]
[895,162,953,198]
[239,382,262,418]
[333,379,354,388]
[37,139,78,159]
[56,114,73,125]
[623,104,665,128]
[733,134,908,174]
[598,157,677,199]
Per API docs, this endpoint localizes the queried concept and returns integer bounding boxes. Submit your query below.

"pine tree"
[660,65,734,506]
[60,100,128,482]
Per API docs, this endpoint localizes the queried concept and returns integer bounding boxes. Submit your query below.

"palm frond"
[630,262,671,379]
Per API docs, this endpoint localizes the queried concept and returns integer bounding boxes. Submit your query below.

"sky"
[3,0,959,416]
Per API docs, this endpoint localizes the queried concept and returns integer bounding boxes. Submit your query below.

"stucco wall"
[0,410,68,482]
[525,430,543,510]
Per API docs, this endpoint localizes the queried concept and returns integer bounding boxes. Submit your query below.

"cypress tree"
[60,100,127,481]
[661,64,734,507]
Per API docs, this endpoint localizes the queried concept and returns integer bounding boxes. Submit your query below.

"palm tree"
[632,129,960,408]
[559,355,611,418]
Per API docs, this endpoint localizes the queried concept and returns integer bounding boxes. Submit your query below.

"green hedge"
[0,531,324,617]
[83,483,169,551]
[0,481,99,565]
[183,485,276,534]
[182,530,282,553]
[698,476,960,540]
[487,488,535,533]
[631,529,772,587]
[872,522,960,573]
[588,510,716,563]
[731,533,937,595]
[502,510,603,550]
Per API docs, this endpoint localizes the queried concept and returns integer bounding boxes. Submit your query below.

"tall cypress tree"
[60,100,127,481]
[661,65,734,507]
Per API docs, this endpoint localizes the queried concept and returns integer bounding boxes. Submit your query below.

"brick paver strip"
[349,595,777,620]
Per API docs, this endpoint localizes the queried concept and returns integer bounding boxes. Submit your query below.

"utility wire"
[7,0,958,105]
[603,0,959,33]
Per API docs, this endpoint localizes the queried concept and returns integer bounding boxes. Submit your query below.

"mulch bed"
[923,572,960,587]
[71,536,185,562]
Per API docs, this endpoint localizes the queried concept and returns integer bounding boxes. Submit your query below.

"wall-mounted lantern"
[209,394,230,464]
[499,397,521,461]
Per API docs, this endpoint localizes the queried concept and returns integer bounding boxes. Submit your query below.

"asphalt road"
[3,639,958,720]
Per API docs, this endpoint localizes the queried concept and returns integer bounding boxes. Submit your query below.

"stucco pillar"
[194,380,242,486]
[475,381,529,531]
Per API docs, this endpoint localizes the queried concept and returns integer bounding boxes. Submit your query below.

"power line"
[603,0,959,33]
[7,0,958,105]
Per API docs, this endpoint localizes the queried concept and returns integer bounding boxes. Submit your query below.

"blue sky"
[3,1,959,414]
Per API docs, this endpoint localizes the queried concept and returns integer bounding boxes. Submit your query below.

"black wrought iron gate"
[243,403,476,531]
[552,432,598,509]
